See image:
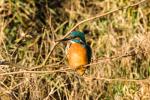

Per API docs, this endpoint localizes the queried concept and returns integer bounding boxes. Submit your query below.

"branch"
[58,0,147,41]
[0,68,71,76]
[83,76,150,83]
[44,0,147,66]
[0,70,150,83]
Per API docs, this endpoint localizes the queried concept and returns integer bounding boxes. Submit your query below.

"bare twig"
[31,44,141,70]
[41,0,147,66]
[0,68,71,76]
[83,76,150,83]
[0,69,150,83]
[57,0,147,42]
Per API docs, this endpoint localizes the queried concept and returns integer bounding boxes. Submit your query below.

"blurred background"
[0,0,150,99]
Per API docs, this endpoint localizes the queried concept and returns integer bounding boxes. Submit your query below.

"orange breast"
[67,43,88,69]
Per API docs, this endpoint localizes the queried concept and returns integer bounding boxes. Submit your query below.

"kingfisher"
[59,31,92,75]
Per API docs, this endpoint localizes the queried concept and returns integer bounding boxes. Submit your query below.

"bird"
[59,31,92,75]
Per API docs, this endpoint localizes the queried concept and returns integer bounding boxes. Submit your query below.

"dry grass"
[0,0,150,100]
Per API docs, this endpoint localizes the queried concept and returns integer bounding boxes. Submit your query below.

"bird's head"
[59,31,86,43]
[70,31,86,43]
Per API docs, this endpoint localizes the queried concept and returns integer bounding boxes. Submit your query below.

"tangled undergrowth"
[0,0,150,100]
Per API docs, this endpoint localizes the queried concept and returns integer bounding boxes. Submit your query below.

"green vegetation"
[0,0,150,99]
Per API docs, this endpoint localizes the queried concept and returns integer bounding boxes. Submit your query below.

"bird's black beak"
[59,38,72,41]
[56,36,75,42]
